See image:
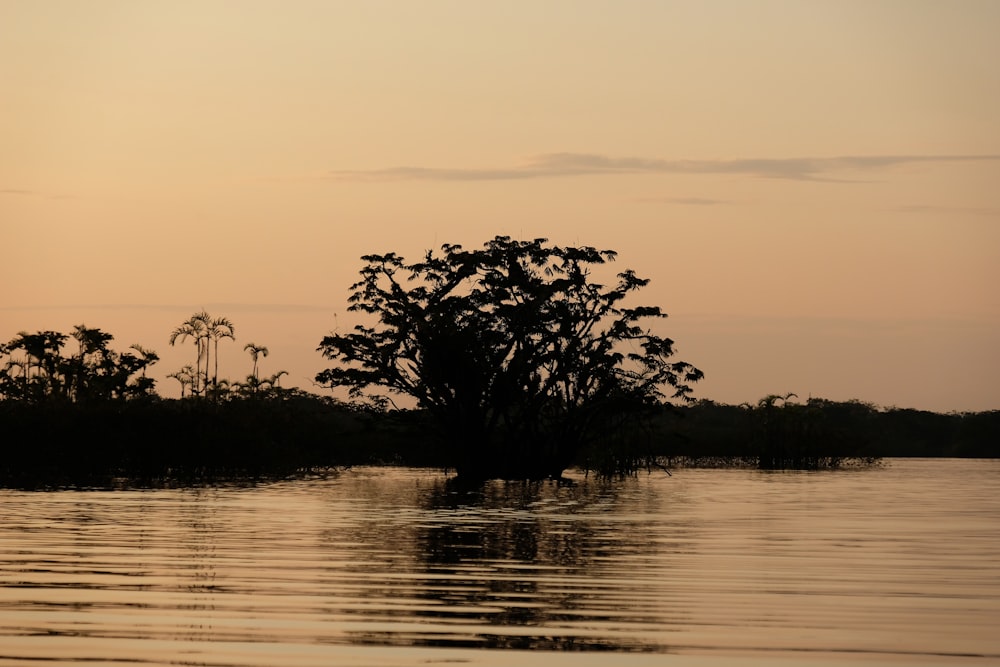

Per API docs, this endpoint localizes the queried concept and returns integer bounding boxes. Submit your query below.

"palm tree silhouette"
[72,325,113,361]
[169,315,207,395]
[252,369,288,394]
[265,370,288,389]
[206,316,235,390]
[167,365,197,398]
[169,311,237,395]
[244,342,268,381]
[69,325,114,401]
[3,356,28,381]
[7,331,68,398]
[3,335,31,381]
[129,344,159,378]
[189,311,213,392]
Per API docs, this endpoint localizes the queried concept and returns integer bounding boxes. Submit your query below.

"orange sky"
[3,1,999,412]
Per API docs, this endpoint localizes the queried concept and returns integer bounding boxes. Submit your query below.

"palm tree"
[254,369,288,395]
[244,342,268,381]
[169,314,207,395]
[0,355,29,400]
[1,340,29,381]
[129,344,159,378]
[69,325,114,401]
[189,311,213,393]
[72,325,113,362]
[8,331,68,398]
[167,365,197,398]
[206,315,235,390]
[235,373,262,397]
[2,356,27,380]
[266,370,288,388]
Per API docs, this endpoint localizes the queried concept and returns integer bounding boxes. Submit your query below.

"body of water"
[1,459,998,666]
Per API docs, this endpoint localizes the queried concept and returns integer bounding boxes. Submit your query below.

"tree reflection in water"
[341,474,674,652]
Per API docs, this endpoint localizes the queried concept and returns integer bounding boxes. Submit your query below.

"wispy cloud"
[330,153,1000,183]
[0,303,331,314]
[637,196,733,206]
[1,187,76,200]
[891,204,1000,217]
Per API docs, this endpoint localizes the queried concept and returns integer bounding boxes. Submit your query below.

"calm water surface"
[1,459,998,667]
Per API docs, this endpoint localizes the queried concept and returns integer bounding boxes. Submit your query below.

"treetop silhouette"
[316,235,703,479]
[0,326,157,403]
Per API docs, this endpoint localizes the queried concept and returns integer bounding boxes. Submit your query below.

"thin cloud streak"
[891,204,1000,217]
[0,303,331,314]
[330,153,1000,182]
[1,187,76,200]
[637,196,733,205]
[674,312,998,331]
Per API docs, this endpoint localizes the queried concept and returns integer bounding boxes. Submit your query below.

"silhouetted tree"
[266,369,287,387]
[169,311,235,396]
[167,365,197,398]
[129,344,159,379]
[0,327,157,403]
[316,236,703,480]
[69,325,114,401]
[206,315,235,390]
[169,314,207,395]
[2,331,69,401]
[244,342,268,381]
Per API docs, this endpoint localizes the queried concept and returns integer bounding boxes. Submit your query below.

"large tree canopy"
[317,236,703,479]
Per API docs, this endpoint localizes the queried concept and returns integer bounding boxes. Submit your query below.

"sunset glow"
[3,1,999,411]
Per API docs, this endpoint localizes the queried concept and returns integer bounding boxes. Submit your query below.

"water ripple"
[1,460,999,665]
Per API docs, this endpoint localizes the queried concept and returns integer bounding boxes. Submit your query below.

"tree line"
[0,325,158,403]
[2,237,997,485]
[1,310,287,405]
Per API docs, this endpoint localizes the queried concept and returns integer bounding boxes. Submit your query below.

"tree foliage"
[0,326,158,403]
[316,236,703,479]
[168,311,235,396]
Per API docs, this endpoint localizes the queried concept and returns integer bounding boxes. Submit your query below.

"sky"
[2,0,999,412]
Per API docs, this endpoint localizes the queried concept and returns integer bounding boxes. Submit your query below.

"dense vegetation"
[1,387,996,487]
[2,237,997,486]
[0,390,431,487]
[644,396,999,465]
